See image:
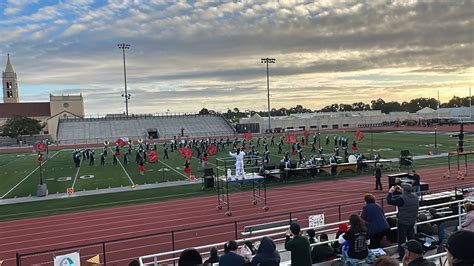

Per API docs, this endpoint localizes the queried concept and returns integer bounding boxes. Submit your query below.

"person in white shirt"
[229,148,246,177]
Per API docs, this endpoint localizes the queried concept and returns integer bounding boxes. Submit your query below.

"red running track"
[1,165,473,266]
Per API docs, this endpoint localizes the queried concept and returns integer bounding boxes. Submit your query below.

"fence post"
[234,221,238,240]
[338,205,341,221]
[289,212,292,223]
[16,252,21,266]
[172,231,176,266]
[102,242,107,266]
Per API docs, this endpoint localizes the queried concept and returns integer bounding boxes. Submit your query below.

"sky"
[0,0,473,115]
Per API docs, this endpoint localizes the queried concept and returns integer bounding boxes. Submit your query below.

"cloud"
[0,0,472,114]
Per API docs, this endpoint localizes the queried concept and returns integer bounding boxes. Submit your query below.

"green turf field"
[0,131,467,199]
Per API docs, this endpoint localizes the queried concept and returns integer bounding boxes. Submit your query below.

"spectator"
[338,214,370,263]
[244,240,257,255]
[416,214,435,236]
[387,183,419,259]
[411,170,421,195]
[285,222,312,266]
[251,236,280,266]
[401,240,435,266]
[458,202,474,232]
[360,193,390,248]
[333,223,349,253]
[373,256,400,266]
[446,230,474,266]
[203,247,219,265]
[219,240,246,266]
[128,260,140,266]
[311,233,335,263]
[306,228,316,244]
[178,248,203,266]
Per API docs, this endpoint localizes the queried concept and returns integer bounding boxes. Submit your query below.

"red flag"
[35,143,46,151]
[354,130,364,141]
[243,133,252,140]
[303,131,310,138]
[351,145,358,151]
[287,136,297,143]
[149,150,158,163]
[207,144,217,155]
[179,148,192,159]
[115,138,126,147]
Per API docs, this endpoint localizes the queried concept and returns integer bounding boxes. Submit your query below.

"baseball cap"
[400,183,412,193]
[403,240,423,254]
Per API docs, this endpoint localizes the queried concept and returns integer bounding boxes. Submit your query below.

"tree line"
[198,96,474,122]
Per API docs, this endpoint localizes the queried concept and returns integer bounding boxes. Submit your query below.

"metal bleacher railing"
[14,187,469,266]
[138,196,469,265]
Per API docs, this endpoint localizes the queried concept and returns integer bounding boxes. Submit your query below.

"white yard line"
[159,159,188,178]
[71,159,82,189]
[1,150,61,199]
[109,148,135,186]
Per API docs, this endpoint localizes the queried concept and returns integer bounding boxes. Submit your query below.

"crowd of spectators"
[139,187,472,266]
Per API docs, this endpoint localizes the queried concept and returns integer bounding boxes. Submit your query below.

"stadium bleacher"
[139,198,470,266]
[57,114,235,144]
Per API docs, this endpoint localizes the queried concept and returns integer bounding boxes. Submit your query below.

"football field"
[0,131,468,199]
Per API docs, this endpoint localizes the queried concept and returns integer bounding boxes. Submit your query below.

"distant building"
[0,54,85,141]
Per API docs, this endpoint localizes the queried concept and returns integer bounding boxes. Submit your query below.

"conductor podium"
[215,155,268,216]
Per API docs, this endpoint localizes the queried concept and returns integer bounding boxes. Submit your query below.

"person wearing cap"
[387,183,420,259]
[285,222,312,266]
[402,240,435,266]
[446,230,474,266]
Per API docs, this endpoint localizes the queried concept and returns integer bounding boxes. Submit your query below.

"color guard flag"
[207,144,217,155]
[179,147,192,159]
[148,150,158,163]
[354,130,364,141]
[303,131,310,138]
[287,135,297,143]
[243,133,252,140]
[35,143,46,151]
[86,254,100,264]
[115,137,129,147]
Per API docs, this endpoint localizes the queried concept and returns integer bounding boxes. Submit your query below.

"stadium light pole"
[261,58,276,133]
[118,43,131,117]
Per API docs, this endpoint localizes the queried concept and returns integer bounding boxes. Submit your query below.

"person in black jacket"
[311,233,335,264]
[251,236,280,266]
[203,247,219,265]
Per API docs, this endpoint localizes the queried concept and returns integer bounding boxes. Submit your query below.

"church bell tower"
[3,54,19,103]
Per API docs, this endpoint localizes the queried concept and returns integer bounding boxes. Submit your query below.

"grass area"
[0,131,471,221]
[0,131,466,199]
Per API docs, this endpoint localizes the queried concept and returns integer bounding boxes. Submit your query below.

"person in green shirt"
[285,223,312,266]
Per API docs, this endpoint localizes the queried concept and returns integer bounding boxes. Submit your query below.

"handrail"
[139,198,469,265]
